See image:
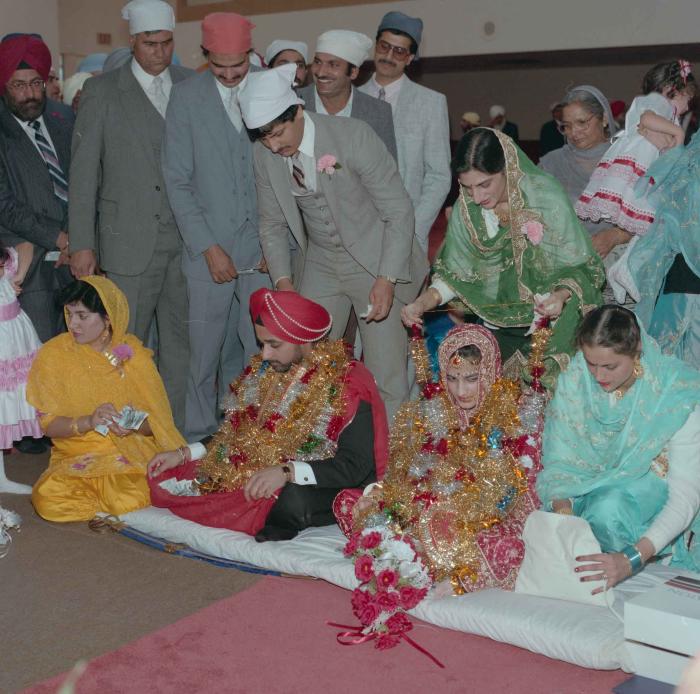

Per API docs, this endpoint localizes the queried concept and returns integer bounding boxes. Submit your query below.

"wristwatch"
[378,275,397,284]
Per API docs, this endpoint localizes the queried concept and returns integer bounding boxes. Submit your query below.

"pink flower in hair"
[522,220,544,245]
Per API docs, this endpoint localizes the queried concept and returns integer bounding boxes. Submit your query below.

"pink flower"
[398,585,427,610]
[71,462,87,470]
[112,343,133,362]
[351,588,370,617]
[521,220,544,245]
[354,554,375,584]
[358,601,381,627]
[375,633,401,650]
[360,531,382,550]
[376,568,399,590]
[376,590,400,612]
[343,534,360,557]
[386,612,412,635]
[316,153,340,175]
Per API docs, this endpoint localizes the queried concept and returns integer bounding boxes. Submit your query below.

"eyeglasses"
[7,79,45,93]
[558,114,597,134]
[376,39,411,59]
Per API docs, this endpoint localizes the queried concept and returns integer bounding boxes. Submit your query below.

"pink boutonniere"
[105,343,134,377]
[521,220,544,245]
[316,153,342,175]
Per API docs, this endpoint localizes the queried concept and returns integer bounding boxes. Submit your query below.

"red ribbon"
[327,621,445,669]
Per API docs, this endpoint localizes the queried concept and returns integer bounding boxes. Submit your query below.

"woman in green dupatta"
[402,128,604,384]
[538,306,700,592]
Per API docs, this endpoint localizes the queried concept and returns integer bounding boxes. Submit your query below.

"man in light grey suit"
[240,65,427,420]
[162,12,270,442]
[68,0,193,431]
[360,12,451,251]
[298,30,397,160]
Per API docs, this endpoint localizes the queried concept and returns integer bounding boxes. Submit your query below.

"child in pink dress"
[0,242,42,494]
[576,60,695,236]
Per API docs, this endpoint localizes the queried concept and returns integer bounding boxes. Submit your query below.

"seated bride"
[335,323,547,599]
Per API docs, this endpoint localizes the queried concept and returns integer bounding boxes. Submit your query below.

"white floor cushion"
[118,505,675,672]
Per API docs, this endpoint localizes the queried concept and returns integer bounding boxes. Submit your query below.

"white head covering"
[121,0,175,35]
[239,63,304,130]
[265,40,308,67]
[315,30,372,68]
[489,104,506,119]
[62,72,91,106]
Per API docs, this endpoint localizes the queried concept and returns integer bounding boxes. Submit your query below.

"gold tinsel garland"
[196,340,351,493]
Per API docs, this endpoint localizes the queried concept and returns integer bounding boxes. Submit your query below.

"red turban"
[0,35,51,94]
[610,100,626,119]
[201,13,254,55]
[249,289,332,344]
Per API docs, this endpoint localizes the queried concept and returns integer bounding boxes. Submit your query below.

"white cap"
[489,104,506,118]
[121,0,175,35]
[239,63,305,130]
[265,40,308,67]
[315,30,372,68]
[62,72,92,106]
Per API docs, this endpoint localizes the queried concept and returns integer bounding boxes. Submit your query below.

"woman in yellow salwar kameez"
[28,276,186,522]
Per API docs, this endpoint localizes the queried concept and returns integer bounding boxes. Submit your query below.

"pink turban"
[249,289,332,344]
[201,13,255,55]
[0,35,51,94]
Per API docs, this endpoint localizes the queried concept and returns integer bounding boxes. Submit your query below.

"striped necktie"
[291,154,307,192]
[30,120,68,203]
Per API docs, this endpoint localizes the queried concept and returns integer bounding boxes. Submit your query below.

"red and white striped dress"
[575,92,676,236]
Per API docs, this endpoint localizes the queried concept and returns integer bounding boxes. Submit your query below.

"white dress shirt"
[314,86,353,118]
[131,58,172,115]
[287,112,318,195]
[363,73,406,111]
[215,74,247,132]
[13,114,59,160]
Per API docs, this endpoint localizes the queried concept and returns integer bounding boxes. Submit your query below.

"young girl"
[0,241,42,494]
[576,60,695,236]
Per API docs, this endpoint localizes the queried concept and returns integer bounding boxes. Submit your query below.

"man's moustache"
[378,59,396,67]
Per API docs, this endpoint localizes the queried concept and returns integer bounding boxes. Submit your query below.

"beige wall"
[0,0,60,66]
[423,63,648,141]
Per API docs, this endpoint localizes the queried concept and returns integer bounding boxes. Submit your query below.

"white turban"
[121,0,175,35]
[264,40,308,67]
[489,104,506,119]
[239,63,304,130]
[315,30,372,68]
[63,72,92,106]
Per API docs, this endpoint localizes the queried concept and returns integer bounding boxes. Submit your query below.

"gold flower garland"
[196,340,351,493]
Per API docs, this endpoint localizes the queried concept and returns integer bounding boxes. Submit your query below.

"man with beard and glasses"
[0,34,74,454]
[360,12,451,252]
[147,288,389,543]
[0,34,73,342]
[298,30,397,160]
[68,0,194,433]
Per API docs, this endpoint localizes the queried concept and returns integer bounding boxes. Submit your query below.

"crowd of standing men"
[0,0,452,445]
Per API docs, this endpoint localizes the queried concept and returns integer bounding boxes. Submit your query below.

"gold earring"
[633,355,643,379]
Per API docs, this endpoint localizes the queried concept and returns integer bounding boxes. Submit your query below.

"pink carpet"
[25,576,630,694]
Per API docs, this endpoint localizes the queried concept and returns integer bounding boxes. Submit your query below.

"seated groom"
[147,288,388,542]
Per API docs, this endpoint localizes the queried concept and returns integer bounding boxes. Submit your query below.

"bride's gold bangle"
[70,418,80,436]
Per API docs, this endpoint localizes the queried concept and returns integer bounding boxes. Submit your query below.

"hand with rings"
[574,551,632,594]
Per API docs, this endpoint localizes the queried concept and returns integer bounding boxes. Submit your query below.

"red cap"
[249,289,332,344]
[201,13,254,55]
[0,35,51,94]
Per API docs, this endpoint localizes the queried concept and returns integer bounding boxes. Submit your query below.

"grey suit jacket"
[0,99,73,295]
[253,112,427,303]
[162,69,262,281]
[68,61,193,276]
[360,77,451,249]
[298,84,398,161]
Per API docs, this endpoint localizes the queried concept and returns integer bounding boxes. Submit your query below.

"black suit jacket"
[0,98,74,296]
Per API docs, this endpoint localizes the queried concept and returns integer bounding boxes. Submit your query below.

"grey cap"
[377,11,423,57]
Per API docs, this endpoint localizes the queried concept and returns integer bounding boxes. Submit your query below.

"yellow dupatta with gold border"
[27,276,185,480]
